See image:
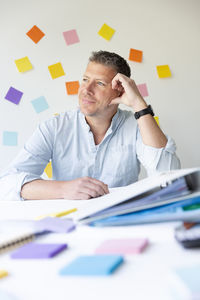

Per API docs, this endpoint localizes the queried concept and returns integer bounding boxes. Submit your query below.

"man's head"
[88,51,131,78]
[78,50,131,119]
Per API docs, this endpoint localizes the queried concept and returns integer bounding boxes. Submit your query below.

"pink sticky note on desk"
[95,238,148,255]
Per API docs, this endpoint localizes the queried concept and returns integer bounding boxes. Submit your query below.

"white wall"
[0,0,200,172]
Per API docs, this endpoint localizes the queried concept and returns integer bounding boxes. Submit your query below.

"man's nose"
[84,81,94,93]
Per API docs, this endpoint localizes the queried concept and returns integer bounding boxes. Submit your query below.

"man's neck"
[85,111,117,145]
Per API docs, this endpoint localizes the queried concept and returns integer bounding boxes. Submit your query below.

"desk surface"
[0,200,199,300]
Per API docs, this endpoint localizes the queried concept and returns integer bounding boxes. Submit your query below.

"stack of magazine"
[73,168,200,227]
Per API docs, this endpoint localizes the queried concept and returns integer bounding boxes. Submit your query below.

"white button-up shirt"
[0,108,180,200]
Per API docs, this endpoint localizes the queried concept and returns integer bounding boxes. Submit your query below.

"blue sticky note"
[3,131,18,146]
[31,96,49,113]
[59,255,124,276]
[11,243,67,259]
[174,265,200,294]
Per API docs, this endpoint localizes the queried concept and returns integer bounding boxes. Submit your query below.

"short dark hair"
[89,50,131,78]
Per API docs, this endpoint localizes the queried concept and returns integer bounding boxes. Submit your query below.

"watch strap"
[134,105,154,120]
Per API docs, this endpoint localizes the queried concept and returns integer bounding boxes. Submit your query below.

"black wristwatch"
[134,105,154,120]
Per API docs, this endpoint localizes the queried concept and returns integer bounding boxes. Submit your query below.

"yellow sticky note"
[44,161,52,178]
[156,65,171,78]
[15,56,33,72]
[98,23,115,41]
[48,62,65,79]
[154,116,160,126]
[0,270,8,279]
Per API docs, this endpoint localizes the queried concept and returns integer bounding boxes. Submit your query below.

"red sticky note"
[95,238,148,255]
[137,83,149,97]
[129,48,143,62]
[65,81,80,95]
[26,25,45,44]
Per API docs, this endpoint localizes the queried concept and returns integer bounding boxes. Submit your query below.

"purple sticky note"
[35,217,76,233]
[95,238,148,255]
[11,243,67,259]
[5,87,23,105]
[63,29,80,46]
[137,83,149,97]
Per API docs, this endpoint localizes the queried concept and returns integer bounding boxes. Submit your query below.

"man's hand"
[110,73,147,111]
[60,177,109,200]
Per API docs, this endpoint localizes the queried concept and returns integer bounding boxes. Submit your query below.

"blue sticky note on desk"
[11,243,67,259]
[59,255,124,276]
[174,265,200,294]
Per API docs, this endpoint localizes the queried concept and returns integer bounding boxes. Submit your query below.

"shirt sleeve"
[136,127,181,176]
[0,119,55,201]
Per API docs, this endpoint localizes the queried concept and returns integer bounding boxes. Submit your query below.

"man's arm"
[110,73,167,148]
[21,177,109,200]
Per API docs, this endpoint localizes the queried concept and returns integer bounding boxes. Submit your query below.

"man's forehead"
[83,62,117,81]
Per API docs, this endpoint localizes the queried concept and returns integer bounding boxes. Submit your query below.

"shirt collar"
[78,108,122,134]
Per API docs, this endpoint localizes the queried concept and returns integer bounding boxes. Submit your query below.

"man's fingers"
[86,177,109,194]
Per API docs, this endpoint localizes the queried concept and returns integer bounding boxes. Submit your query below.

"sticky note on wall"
[3,131,18,146]
[137,83,148,97]
[65,81,80,95]
[154,116,159,126]
[44,161,52,178]
[5,87,23,105]
[15,56,33,73]
[156,65,171,78]
[48,62,65,79]
[129,48,143,62]
[31,96,49,113]
[98,23,115,41]
[26,25,45,44]
[63,29,80,46]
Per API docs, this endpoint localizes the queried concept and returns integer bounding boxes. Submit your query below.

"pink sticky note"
[63,29,80,46]
[95,238,148,255]
[137,83,149,97]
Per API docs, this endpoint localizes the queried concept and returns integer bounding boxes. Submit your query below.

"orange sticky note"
[65,81,80,95]
[44,161,52,178]
[98,23,115,41]
[129,48,143,62]
[15,56,33,72]
[154,116,159,126]
[26,25,45,44]
[48,62,65,79]
[156,65,171,78]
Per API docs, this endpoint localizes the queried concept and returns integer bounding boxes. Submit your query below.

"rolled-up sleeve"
[0,119,55,201]
[136,128,181,176]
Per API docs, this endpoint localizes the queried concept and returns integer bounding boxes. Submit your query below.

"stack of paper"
[74,168,200,227]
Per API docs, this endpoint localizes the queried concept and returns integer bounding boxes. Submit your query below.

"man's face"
[78,62,119,118]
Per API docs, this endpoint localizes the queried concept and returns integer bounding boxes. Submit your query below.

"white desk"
[0,200,199,300]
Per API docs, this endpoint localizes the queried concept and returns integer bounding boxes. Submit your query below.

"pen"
[35,208,77,220]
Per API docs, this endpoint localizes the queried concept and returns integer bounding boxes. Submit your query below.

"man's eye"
[82,78,88,82]
[97,81,105,86]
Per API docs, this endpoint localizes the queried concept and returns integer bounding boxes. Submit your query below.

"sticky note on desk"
[11,243,67,259]
[0,270,8,279]
[174,265,200,294]
[60,255,124,276]
[95,238,148,255]
[35,217,76,233]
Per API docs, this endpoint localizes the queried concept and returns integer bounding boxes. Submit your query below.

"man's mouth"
[82,98,96,104]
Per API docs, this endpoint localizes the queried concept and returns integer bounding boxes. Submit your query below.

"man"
[0,50,180,201]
